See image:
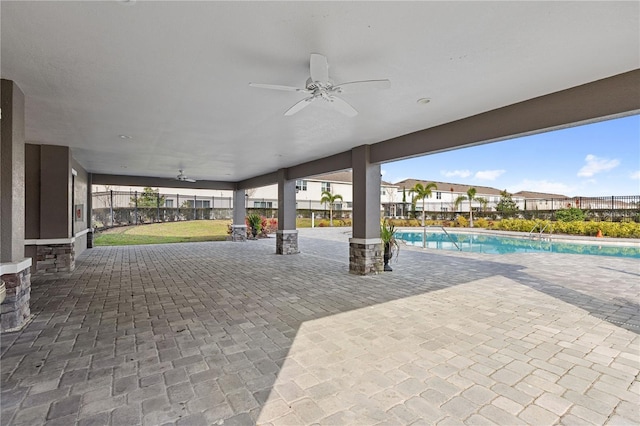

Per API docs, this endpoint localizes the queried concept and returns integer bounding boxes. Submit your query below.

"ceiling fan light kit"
[176,170,196,183]
[249,53,390,117]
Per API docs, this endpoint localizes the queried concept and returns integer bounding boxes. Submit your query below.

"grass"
[93,218,349,246]
[94,220,232,246]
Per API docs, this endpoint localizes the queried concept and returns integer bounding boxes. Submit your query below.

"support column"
[1,79,32,331]
[350,145,383,275]
[231,189,247,241]
[87,173,94,248]
[276,169,298,254]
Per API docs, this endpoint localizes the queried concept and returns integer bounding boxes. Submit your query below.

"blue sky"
[381,114,640,197]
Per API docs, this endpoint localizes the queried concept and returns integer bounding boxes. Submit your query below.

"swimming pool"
[396,231,640,259]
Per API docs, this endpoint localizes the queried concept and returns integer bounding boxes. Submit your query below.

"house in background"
[513,191,568,211]
[249,171,398,217]
[388,179,527,218]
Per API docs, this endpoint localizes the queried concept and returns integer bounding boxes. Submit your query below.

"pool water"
[396,231,640,259]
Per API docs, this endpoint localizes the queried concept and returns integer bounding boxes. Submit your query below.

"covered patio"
[1,229,638,425]
[1,2,640,425]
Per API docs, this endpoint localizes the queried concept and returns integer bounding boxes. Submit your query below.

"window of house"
[165,199,174,207]
[346,202,353,208]
[321,182,331,192]
[381,188,386,196]
[296,180,307,191]
[254,201,272,208]
[334,203,342,210]
[184,200,210,208]
[436,192,442,199]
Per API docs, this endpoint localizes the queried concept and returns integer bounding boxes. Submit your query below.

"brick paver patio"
[1,228,638,425]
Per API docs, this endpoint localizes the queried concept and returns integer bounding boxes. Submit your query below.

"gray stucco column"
[231,189,247,241]
[276,168,298,254]
[350,145,383,274]
[1,79,32,331]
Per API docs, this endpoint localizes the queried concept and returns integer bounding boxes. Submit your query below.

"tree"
[133,187,166,208]
[410,182,438,226]
[496,190,519,218]
[476,197,488,214]
[402,188,407,217]
[320,190,343,226]
[454,187,479,227]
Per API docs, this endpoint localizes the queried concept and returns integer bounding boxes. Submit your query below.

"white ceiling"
[2,1,638,183]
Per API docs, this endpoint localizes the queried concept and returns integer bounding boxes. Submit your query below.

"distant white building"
[387,179,528,217]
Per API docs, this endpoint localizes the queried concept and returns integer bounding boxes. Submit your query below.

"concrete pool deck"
[1,227,638,425]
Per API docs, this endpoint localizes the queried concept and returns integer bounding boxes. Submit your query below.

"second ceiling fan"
[249,53,390,117]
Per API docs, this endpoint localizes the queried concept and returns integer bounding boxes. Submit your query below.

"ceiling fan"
[249,53,390,117]
[176,170,196,183]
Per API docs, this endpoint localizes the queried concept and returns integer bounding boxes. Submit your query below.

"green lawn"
[94,220,232,246]
[94,218,323,246]
[93,217,347,246]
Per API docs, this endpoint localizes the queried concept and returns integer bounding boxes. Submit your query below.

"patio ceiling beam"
[91,174,236,190]
[369,69,640,164]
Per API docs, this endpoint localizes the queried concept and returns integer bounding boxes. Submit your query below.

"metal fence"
[383,195,640,222]
[92,191,344,229]
[93,191,640,229]
[92,191,235,229]
[521,195,640,221]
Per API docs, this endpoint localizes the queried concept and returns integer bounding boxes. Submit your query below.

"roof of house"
[393,179,507,196]
[513,190,568,199]
[310,171,395,187]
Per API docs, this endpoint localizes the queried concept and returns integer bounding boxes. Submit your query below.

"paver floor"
[1,228,638,425]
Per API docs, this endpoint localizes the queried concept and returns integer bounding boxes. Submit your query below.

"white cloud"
[510,179,574,195]
[630,171,640,180]
[474,169,505,180]
[577,154,620,177]
[441,169,471,178]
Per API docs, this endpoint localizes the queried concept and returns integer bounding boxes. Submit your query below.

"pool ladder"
[529,223,550,241]
[423,226,461,251]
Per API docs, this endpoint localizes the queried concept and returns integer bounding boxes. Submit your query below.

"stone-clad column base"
[230,225,247,242]
[36,243,75,273]
[276,230,299,255]
[349,238,383,275]
[1,260,32,332]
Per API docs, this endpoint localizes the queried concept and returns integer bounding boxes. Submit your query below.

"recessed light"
[417,98,431,105]
[118,135,132,139]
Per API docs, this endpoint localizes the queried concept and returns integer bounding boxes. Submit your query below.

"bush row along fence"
[93,191,640,229]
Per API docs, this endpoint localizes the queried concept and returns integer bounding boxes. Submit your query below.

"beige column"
[276,168,298,254]
[349,145,383,275]
[1,79,32,331]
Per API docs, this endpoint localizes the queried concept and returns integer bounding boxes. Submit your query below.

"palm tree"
[320,190,343,226]
[410,182,438,226]
[454,187,479,227]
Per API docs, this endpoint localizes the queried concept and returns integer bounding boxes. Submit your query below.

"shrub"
[475,218,489,228]
[556,208,585,222]
[486,218,640,238]
[455,216,468,227]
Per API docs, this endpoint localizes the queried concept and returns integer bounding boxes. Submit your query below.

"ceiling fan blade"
[284,97,313,116]
[328,96,358,117]
[333,79,391,94]
[310,53,329,83]
[249,83,309,93]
